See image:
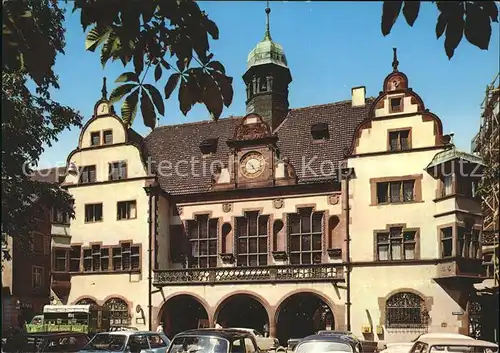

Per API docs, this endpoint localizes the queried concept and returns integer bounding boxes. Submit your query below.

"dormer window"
[389,97,403,113]
[103,130,113,145]
[311,123,330,140]
[199,138,218,155]
[90,132,100,146]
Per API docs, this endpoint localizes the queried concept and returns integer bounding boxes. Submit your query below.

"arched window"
[385,292,428,328]
[104,298,130,326]
[75,298,97,305]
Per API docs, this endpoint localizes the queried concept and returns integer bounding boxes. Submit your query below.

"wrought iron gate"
[468,299,483,339]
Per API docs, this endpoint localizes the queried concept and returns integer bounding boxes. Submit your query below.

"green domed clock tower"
[242,4,292,131]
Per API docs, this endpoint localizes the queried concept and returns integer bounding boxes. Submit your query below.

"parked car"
[108,326,139,332]
[294,333,363,353]
[230,327,280,351]
[379,332,475,353]
[408,337,497,353]
[411,333,474,342]
[79,331,170,353]
[3,332,89,353]
[167,328,260,353]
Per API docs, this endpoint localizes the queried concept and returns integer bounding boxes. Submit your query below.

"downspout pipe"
[341,167,354,332]
[148,192,153,331]
[144,184,157,332]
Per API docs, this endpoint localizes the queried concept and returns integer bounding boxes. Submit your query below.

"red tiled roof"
[144,99,374,195]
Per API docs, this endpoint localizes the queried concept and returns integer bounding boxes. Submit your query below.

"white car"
[79,330,170,353]
[230,327,280,351]
[380,333,474,353]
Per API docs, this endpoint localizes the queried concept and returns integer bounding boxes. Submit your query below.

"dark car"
[3,332,89,353]
[294,334,362,353]
[167,328,261,353]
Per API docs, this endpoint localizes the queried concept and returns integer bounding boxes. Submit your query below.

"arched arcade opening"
[159,295,209,339]
[215,294,269,333]
[275,292,334,345]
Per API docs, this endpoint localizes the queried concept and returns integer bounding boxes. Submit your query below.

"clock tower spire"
[242,2,292,131]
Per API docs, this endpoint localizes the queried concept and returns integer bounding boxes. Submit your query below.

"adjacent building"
[49,7,488,345]
[471,73,499,343]
[1,197,52,332]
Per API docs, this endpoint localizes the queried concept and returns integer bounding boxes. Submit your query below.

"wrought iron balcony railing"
[153,263,345,286]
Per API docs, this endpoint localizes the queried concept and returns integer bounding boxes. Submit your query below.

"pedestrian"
[156,322,164,333]
[263,323,269,338]
[215,322,222,329]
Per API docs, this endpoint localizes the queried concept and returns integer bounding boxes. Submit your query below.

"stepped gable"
[144,99,374,195]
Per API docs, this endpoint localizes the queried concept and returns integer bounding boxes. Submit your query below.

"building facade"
[51,92,153,329]
[1,201,52,332]
[53,7,487,345]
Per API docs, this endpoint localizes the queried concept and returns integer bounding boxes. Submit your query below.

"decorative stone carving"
[282,157,296,178]
[234,114,271,141]
[273,198,284,209]
[328,194,340,206]
[272,251,288,262]
[222,203,232,213]
[219,253,235,265]
[327,248,342,259]
[211,165,222,185]
[176,206,183,216]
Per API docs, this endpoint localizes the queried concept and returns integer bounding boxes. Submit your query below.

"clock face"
[240,152,265,179]
[97,103,109,115]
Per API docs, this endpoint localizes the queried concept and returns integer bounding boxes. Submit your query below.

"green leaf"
[444,4,465,59]
[154,64,162,82]
[140,89,157,129]
[121,89,140,126]
[20,10,32,18]
[143,84,165,116]
[85,25,111,52]
[436,13,447,38]
[212,71,233,108]
[381,1,403,36]
[100,31,118,67]
[204,18,219,40]
[133,39,146,75]
[109,83,138,103]
[164,73,180,99]
[464,3,492,50]
[207,61,225,74]
[202,76,223,120]
[178,79,194,116]
[141,1,156,23]
[481,1,499,22]
[402,1,420,27]
[116,72,139,83]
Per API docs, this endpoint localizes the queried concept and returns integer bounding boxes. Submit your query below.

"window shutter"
[89,167,96,182]
[170,225,184,263]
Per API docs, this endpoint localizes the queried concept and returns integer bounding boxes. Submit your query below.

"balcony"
[153,263,345,286]
[434,195,482,218]
[434,257,485,283]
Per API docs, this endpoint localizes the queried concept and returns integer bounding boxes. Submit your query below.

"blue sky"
[38,1,499,168]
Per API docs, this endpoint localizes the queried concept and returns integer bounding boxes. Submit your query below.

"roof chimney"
[351,86,366,107]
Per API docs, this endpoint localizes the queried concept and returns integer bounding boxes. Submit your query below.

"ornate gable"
[233,113,272,141]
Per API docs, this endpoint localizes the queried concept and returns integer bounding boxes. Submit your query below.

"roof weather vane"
[392,48,399,72]
[101,77,108,99]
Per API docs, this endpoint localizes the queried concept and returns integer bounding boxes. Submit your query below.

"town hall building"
[45,6,488,345]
